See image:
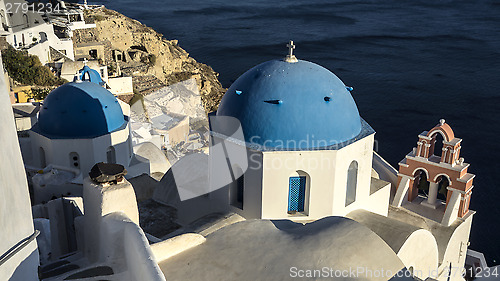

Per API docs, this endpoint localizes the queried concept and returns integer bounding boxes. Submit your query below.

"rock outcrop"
[74,7,225,113]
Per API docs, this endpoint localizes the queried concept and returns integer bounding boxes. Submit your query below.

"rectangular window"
[230,174,244,209]
[288,176,306,214]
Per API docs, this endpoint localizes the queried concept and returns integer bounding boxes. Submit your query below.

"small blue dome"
[216,59,362,149]
[75,65,104,85]
[37,82,125,138]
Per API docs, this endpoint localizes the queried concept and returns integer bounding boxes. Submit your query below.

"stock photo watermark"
[171,116,379,201]
[289,266,498,279]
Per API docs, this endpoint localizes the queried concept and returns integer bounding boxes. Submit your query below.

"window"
[22,14,28,28]
[345,161,358,206]
[89,49,98,59]
[229,174,244,209]
[288,176,306,214]
[39,147,46,168]
[39,32,47,42]
[106,146,116,164]
[69,152,80,169]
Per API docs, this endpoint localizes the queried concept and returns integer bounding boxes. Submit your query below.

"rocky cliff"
[73,7,225,113]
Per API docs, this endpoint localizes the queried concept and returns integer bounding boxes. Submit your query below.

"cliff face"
[73,7,225,112]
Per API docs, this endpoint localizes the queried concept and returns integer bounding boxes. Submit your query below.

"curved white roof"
[159,216,406,280]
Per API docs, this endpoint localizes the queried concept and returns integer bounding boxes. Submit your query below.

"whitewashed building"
[22,68,169,203]
[209,48,390,221]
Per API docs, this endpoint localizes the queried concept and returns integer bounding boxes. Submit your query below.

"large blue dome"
[37,82,125,139]
[216,59,362,149]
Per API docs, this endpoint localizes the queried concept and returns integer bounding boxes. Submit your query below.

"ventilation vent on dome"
[324,97,332,102]
[264,100,282,105]
[235,90,242,96]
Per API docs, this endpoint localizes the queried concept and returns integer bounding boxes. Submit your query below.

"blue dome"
[216,59,362,149]
[75,65,104,85]
[37,82,125,138]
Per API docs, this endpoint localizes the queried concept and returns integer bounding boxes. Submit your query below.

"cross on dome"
[284,40,298,63]
[287,41,295,57]
[82,58,89,66]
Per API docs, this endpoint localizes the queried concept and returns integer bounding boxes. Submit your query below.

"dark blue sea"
[95,0,500,265]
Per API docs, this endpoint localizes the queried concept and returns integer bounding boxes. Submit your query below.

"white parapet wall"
[0,55,39,280]
[372,151,399,188]
[150,233,206,263]
[83,176,139,262]
[82,175,166,280]
[108,76,133,96]
[100,212,166,281]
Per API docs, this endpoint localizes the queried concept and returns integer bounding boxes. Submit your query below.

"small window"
[288,176,306,214]
[22,14,28,28]
[229,174,244,209]
[345,161,358,206]
[39,147,46,168]
[106,146,116,164]
[89,49,98,59]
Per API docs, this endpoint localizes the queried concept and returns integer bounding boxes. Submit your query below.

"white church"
[0,42,491,281]
[159,42,477,280]
[207,43,389,221]
[20,64,169,204]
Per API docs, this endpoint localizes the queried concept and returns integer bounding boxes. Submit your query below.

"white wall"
[261,149,337,220]
[83,177,139,262]
[0,54,39,281]
[259,135,384,221]
[100,212,166,281]
[397,229,439,280]
[332,136,373,216]
[108,77,133,96]
[25,39,50,64]
[30,123,132,178]
[439,214,474,281]
[82,176,165,280]
[209,133,391,222]
[6,22,75,62]
[210,148,263,219]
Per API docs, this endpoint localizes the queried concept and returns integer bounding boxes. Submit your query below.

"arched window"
[229,166,244,209]
[22,14,28,28]
[39,147,46,168]
[106,146,116,164]
[345,161,358,206]
[288,171,310,215]
[69,152,80,169]
[39,32,47,42]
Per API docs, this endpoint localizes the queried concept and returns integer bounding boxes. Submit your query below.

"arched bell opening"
[415,169,429,196]
[436,175,450,201]
[430,132,445,160]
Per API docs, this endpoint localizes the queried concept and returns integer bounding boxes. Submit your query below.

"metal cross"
[287,40,295,57]
[82,58,89,66]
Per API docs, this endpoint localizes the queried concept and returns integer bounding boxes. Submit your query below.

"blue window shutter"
[288,176,306,213]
